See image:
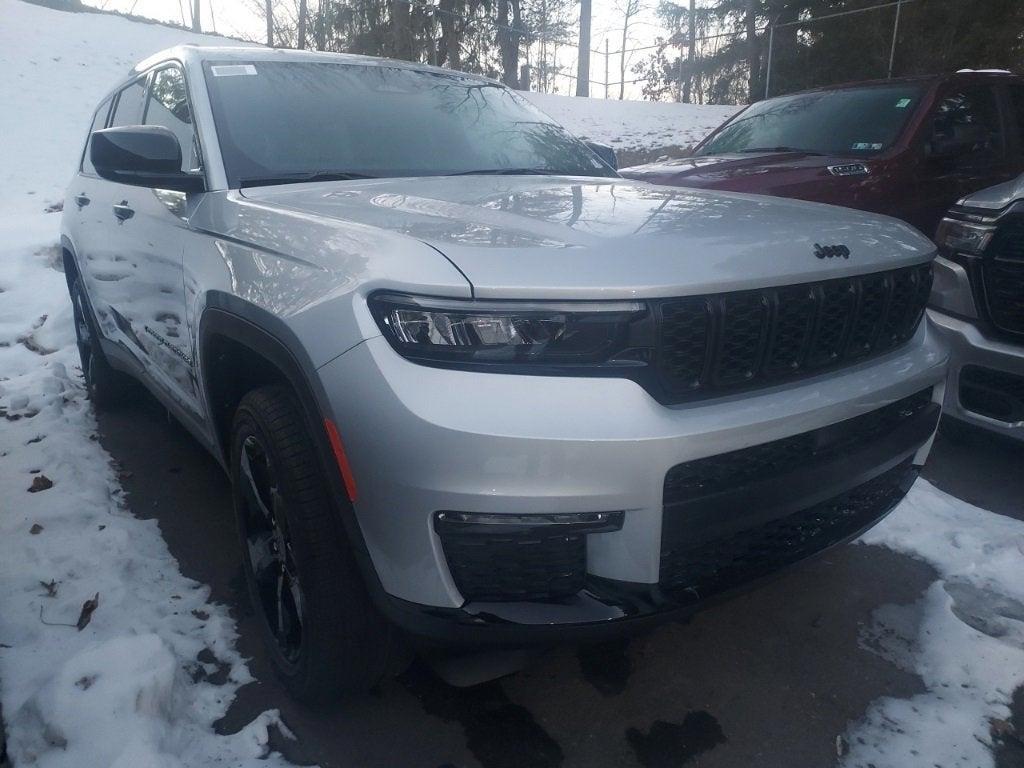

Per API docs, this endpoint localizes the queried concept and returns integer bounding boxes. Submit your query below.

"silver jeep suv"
[62,46,947,699]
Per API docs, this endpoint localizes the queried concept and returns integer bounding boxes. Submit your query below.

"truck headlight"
[935,217,995,255]
[369,293,649,367]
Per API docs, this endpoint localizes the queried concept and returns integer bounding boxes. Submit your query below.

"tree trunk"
[438,0,461,69]
[618,7,629,100]
[265,0,273,46]
[497,0,522,87]
[576,0,591,97]
[297,0,308,49]
[389,0,412,59]
[746,0,759,103]
[682,0,695,102]
[191,0,201,32]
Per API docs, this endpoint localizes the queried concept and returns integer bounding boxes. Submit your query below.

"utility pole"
[576,0,592,96]
[887,0,903,79]
[191,0,201,32]
[265,0,273,47]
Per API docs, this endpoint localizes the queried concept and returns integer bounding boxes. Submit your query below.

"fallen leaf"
[28,475,53,493]
[76,593,99,631]
[39,579,57,597]
[29,523,44,534]
[74,674,96,690]
[191,609,210,621]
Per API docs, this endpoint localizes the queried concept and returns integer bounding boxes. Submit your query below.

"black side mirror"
[91,125,205,192]
[585,141,618,171]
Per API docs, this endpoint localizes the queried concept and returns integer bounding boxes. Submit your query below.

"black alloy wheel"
[238,433,304,665]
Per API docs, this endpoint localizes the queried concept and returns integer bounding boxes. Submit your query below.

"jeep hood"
[239,175,934,300]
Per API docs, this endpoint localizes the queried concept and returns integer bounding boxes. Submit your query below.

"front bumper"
[318,320,947,641]
[928,309,1024,441]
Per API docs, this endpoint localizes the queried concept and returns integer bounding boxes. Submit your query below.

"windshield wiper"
[737,146,824,156]
[448,168,565,176]
[239,170,377,188]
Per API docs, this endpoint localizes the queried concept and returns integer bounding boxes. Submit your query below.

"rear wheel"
[70,278,133,410]
[230,385,395,700]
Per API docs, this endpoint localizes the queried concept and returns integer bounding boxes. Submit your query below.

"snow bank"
[843,480,1024,767]
[521,90,738,158]
[0,1,290,765]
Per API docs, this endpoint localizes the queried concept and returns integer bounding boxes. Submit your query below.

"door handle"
[112,202,135,222]
[74,194,90,209]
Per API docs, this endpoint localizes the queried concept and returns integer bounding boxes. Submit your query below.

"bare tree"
[575,0,591,96]
[616,0,642,99]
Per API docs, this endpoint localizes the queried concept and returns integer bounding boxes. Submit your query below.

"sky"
[78,0,669,99]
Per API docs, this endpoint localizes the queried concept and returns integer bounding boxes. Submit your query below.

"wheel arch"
[60,235,80,294]
[197,295,384,597]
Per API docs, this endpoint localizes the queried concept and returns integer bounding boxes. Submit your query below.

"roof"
[133,45,495,84]
[775,69,1021,99]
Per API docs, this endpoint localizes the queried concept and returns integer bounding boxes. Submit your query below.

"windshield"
[203,61,616,187]
[695,84,925,158]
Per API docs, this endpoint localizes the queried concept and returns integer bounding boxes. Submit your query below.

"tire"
[230,385,395,700]
[70,278,133,410]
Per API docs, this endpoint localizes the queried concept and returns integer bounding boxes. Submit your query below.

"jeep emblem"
[814,243,850,259]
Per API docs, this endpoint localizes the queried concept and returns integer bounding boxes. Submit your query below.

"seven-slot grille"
[655,263,932,400]
[982,216,1024,337]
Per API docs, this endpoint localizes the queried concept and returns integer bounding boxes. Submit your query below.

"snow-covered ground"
[0,2,292,766]
[0,1,1022,767]
[523,91,738,161]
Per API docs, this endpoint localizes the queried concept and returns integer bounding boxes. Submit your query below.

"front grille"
[982,218,1024,337]
[434,512,623,602]
[959,365,1024,423]
[663,388,933,502]
[660,461,917,600]
[656,264,932,400]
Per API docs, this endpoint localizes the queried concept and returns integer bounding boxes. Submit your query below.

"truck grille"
[982,217,1024,337]
[655,264,932,401]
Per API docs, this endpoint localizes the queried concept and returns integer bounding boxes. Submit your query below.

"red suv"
[620,71,1024,238]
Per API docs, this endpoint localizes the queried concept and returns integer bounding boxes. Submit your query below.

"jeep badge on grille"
[814,243,851,259]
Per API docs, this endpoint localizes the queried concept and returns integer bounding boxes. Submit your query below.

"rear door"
[67,94,113,326]
[77,75,149,347]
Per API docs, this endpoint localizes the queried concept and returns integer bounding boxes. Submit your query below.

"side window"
[930,87,1003,164]
[145,66,201,173]
[1008,85,1024,146]
[110,77,148,127]
[80,97,112,175]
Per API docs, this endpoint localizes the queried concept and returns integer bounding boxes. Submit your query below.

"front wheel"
[230,385,395,700]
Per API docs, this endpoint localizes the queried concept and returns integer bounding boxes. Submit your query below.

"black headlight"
[369,292,652,369]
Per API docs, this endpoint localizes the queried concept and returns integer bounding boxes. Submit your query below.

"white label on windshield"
[895,98,912,108]
[211,64,257,77]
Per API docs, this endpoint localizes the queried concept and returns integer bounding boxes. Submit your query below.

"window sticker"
[852,142,871,150]
[211,64,257,77]
[895,98,912,108]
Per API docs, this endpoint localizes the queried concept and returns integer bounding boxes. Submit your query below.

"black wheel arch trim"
[197,294,392,611]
